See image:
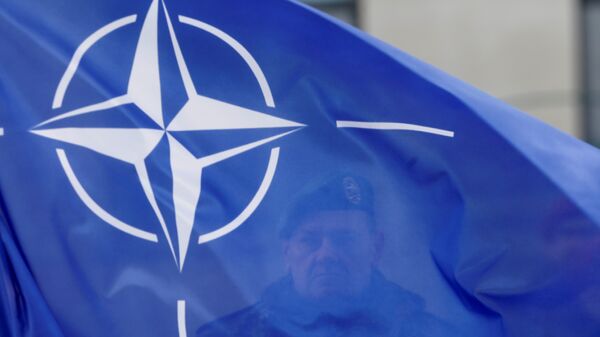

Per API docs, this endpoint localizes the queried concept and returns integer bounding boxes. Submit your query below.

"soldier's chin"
[307,275,351,302]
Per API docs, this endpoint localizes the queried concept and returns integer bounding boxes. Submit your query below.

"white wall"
[360,0,581,137]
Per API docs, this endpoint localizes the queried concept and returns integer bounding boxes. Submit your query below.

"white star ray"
[168,128,300,269]
[128,0,164,128]
[197,128,300,168]
[162,0,197,98]
[134,161,178,266]
[167,95,304,131]
[36,95,132,128]
[168,135,202,270]
[32,128,163,163]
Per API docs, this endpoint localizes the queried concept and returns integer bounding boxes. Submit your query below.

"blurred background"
[302,0,600,148]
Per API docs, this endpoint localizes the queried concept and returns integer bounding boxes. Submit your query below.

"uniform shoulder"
[196,305,264,337]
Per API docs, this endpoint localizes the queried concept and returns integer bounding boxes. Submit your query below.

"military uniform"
[196,271,460,337]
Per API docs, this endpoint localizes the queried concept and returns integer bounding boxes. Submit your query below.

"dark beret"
[279,173,375,238]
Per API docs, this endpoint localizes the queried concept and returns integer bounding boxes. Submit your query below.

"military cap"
[279,173,375,238]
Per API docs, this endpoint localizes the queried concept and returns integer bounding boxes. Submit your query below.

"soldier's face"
[283,210,380,302]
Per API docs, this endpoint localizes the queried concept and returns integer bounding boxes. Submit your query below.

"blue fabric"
[0,0,599,336]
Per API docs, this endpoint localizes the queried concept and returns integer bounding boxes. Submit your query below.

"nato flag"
[0,0,599,336]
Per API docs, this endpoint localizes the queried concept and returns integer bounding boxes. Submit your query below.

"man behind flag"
[197,173,462,337]
[0,0,599,336]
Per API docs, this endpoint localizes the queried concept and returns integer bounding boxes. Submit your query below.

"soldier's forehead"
[297,210,372,230]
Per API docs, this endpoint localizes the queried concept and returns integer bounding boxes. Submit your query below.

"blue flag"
[1,1,599,336]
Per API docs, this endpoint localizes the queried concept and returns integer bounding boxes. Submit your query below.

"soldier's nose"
[313,238,340,262]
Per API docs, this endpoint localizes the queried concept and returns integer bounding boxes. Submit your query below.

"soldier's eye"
[297,234,320,250]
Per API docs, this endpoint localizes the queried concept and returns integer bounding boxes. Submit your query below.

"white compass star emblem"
[31,0,304,271]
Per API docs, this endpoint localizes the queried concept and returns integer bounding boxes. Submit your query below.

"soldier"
[197,174,458,337]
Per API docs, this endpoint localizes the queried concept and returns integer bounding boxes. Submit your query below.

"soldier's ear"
[282,240,291,269]
[372,230,384,265]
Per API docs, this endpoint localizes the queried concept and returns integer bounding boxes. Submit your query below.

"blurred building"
[303,0,599,146]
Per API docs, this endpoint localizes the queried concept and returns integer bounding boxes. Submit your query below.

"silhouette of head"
[281,174,382,303]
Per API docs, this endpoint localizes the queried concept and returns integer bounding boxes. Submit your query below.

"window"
[583,0,600,146]
[301,0,358,27]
